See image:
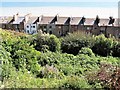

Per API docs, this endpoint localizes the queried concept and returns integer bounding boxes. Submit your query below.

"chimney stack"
[94,15,100,25]
[109,16,115,26]
[80,16,86,25]
[13,13,19,21]
[25,13,32,23]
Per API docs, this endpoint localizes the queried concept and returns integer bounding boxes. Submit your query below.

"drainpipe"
[105,26,107,37]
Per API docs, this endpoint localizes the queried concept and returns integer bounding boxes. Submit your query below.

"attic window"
[44,26,46,28]
[58,26,61,29]
[87,27,91,30]
[33,26,35,28]
[49,26,52,28]
[75,26,77,28]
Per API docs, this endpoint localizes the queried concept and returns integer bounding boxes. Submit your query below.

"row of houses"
[0,13,120,38]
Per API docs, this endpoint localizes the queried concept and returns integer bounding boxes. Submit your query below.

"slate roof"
[12,17,24,24]
[114,18,119,27]
[27,17,38,24]
[55,17,68,25]
[0,16,13,24]
[39,16,54,24]
[84,18,95,25]
[70,17,82,25]
[99,19,109,26]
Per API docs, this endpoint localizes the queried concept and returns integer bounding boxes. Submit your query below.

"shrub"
[2,70,39,88]
[78,47,95,57]
[0,45,14,81]
[32,34,61,52]
[86,63,120,89]
[37,64,60,78]
[12,46,41,74]
[92,34,120,57]
[61,32,95,55]
[60,76,91,89]
[112,41,120,57]
[61,33,120,57]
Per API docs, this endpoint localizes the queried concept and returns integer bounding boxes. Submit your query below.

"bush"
[60,76,91,89]
[78,47,95,57]
[37,64,61,78]
[1,29,120,89]
[0,45,15,81]
[92,34,120,57]
[61,32,95,55]
[112,41,120,57]
[61,33,120,57]
[12,46,41,74]
[2,70,39,88]
[31,34,61,52]
[86,63,120,89]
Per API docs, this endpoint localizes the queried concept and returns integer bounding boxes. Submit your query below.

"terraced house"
[0,14,120,38]
[0,16,14,30]
[38,15,55,34]
[25,14,39,34]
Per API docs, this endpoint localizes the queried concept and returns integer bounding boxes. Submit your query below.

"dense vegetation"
[0,29,120,89]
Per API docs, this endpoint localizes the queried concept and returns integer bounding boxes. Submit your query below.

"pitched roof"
[114,18,119,27]
[118,19,120,27]
[0,16,13,24]
[99,19,109,26]
[70,17,82,25]
[84,18,95,25]
[27,17,38,24]
[39,16,54,24]
[55,17,68,25]
[12,17,24,24]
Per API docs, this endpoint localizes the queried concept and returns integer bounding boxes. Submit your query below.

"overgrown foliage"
[61,32,120,57]
[30,33,61,52]
[0,29,120,89]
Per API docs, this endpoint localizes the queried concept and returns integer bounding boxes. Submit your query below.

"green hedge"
[61,33,120,57]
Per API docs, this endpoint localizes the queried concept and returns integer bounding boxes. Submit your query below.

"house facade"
[69,17,81,33]
[38,16,55,34]
[25,16,39,34]
[0,16,14,30]
[11,13,25,32]
[98,17,120,38]
[0,14,120,38]
[52,16,71,37]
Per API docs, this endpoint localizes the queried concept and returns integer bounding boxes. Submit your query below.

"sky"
[0,0,120,18]
[1,0,119,2]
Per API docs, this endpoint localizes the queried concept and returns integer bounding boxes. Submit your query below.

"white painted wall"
[25,24,31,34]
[25,24,37,34]
[31,24,37,34]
